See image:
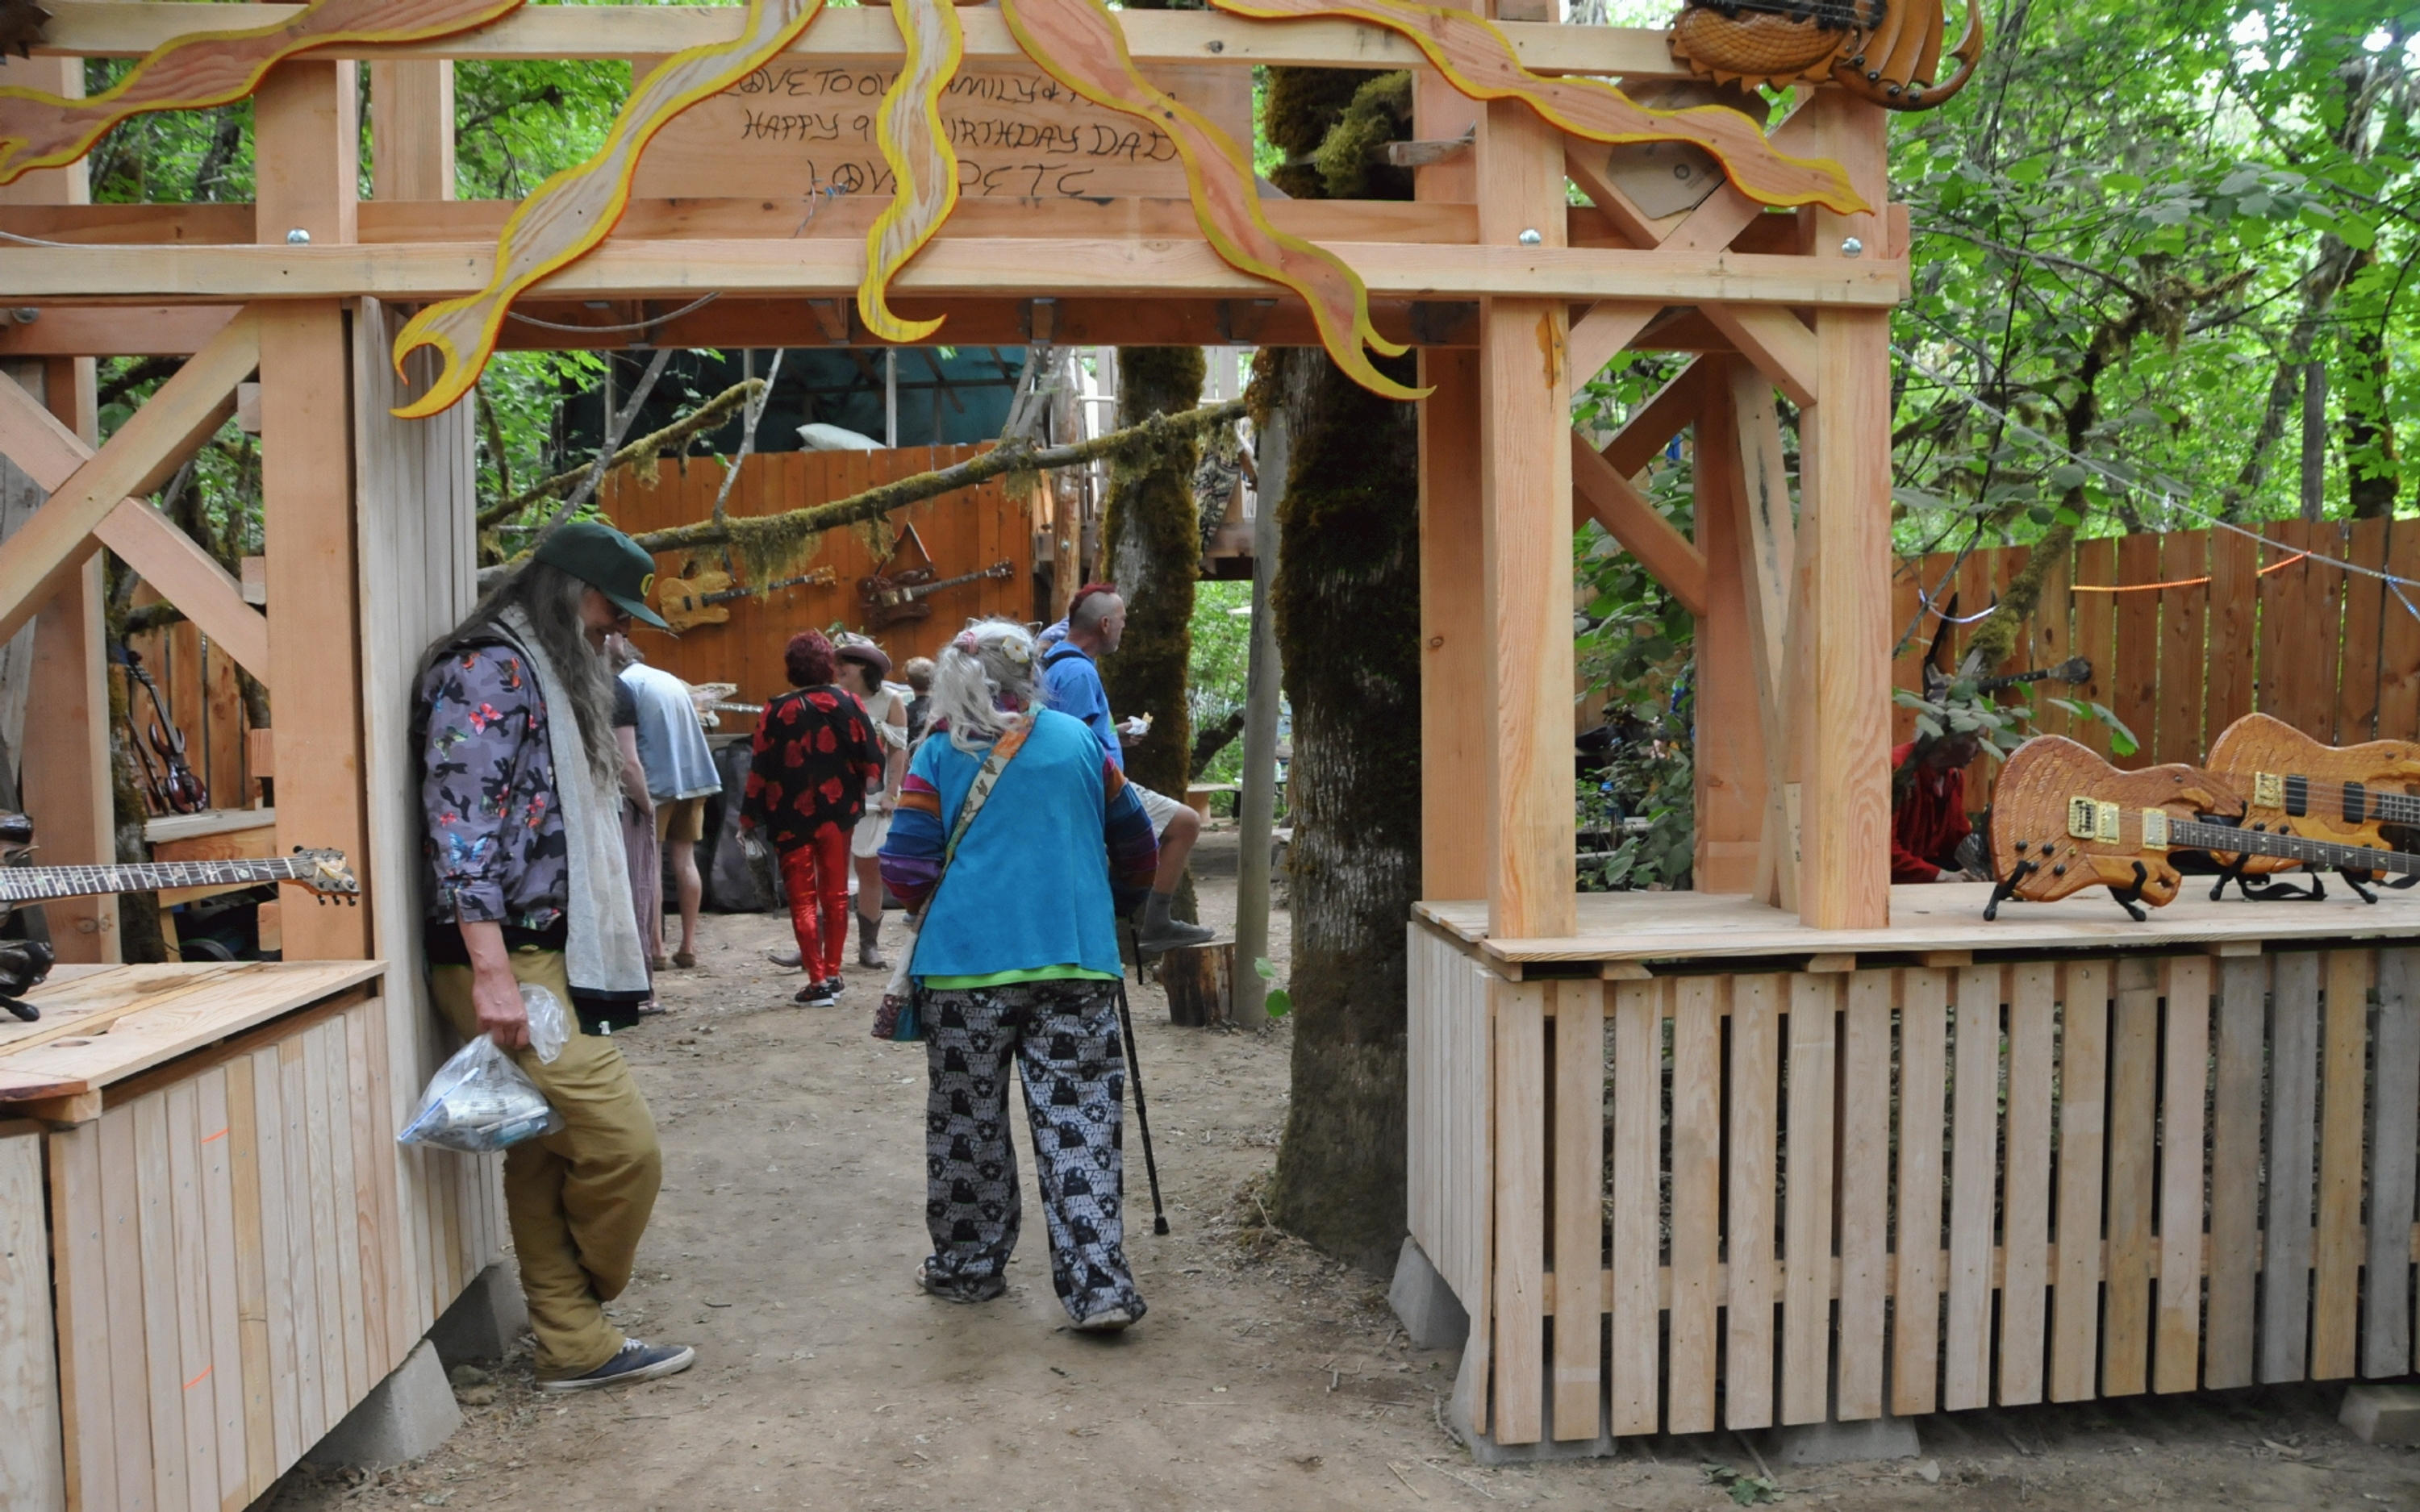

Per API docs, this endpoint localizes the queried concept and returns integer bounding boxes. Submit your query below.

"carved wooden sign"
[628,56,1247,202]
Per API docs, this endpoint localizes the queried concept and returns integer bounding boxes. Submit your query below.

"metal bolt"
[10,307,35,324]
[286,227,311,245]
[1206,38,1224,52]
[1840,236,1864,257]
[1517,227,1542,246]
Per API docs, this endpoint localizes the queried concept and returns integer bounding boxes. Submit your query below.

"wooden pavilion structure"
[1,0,2406,1497]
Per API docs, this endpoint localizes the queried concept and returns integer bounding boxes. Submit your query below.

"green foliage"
[1253,956,1291,1018]
[1189,581,1254,782]
[1702,1463,1785,1505]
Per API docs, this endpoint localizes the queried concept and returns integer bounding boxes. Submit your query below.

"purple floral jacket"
[417,643,570,931]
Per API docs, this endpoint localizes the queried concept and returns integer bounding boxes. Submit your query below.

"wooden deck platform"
[1415,881,2420,968]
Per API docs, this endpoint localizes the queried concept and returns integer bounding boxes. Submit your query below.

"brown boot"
[856,910,890,969]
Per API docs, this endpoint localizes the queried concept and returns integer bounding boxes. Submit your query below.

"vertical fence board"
[1891,562,1923,748]
[1490,977,1545,1444]
[1725,975,1780,1431]
[1834,971,1892,1420]
[2155,531,2208,767]
[2101,960,2159,1397]
[1892,968,1948,1417]
[1666,977,1721,1435]
[2204,956,2267,1390]
[2263,952,2321,1383]
[2031,542,2075,741]
[248,1047,296,1478]
[1942,966,2001,1411]
[2312,950,2371,1380]
[100,1105,156,1511]
[2207,528,2260,737]
[165,1081,218,1512]
[1609,981,1662,1436]
[2113,534,2161,769]
[2304,523,2349,743]
[2379,521,2420,739]
[2155,957,2211,1393]
[1781,975,1838,1426]
[2338,517,2389,743]
[134,1094,188,1512]
[46,1120,112,1512]
[1550,980,1606,1441]
[2000,961,2055,1406]
[2070,539,2118,758]
[2368,949,2420,1379]
[2051,960,2109,1402]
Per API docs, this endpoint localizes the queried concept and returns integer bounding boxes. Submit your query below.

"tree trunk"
[1257,63,1421,1273]
[1097,348,1206,807]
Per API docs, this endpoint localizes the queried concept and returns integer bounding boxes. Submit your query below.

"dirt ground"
[261,827,2420,1511]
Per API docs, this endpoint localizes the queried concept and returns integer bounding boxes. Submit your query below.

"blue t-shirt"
[1041,643,1121,770]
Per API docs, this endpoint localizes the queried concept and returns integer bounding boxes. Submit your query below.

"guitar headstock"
[2049,656,2092,685]
[289,847,361,901]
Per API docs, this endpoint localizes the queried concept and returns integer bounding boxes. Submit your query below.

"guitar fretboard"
[0,856,311,905]
[2172,819,2420,879]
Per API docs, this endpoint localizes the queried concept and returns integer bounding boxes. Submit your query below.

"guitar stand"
[2106,862,2151,922]
[2208,860,2326,903]
[1982,860,2036,922]
[2339,869,2382,905]
[0,995,35,1023]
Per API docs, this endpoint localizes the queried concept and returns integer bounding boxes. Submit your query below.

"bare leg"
[1153,804,1200,894]
[1136,805,1212,949]
[669,838,703,958]
[853,850,890,968]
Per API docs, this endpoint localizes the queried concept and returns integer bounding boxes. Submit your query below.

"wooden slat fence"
[1413,935,2420,1447]
[1892,520,2420,803]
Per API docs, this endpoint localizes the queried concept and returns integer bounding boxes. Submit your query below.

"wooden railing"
[1896,518,2420,802]
[1412,930,2420,1445]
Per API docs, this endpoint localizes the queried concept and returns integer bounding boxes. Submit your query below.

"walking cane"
[1113,981,1171,1235]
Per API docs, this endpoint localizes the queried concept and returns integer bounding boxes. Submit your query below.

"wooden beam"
[91,501,269,678]
[1421,348,1491,903]
[1727,360,1799,911]
[1561,143,1675,250]
[0,238,1912,307]
[0,306,240,359]
[1479,98,1576,956]
[1702,302,1819,409]
[1688,366,1760,892]
[1566,299,1660,391]
[40,4,1693,75]
[0,310,261,647]
[1600,355,1711,477]
[1569,431,1708,618]
[369,60,455,203]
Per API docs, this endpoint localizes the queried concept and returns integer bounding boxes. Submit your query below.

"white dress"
[850,683,912,860]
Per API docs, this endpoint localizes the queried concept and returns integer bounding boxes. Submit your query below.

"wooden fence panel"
[2070,539,2118,759]
[2382,521,2420,739]
[2339,516,2389,744]
[2114,535,2161,768]
[2155,531,2208,767]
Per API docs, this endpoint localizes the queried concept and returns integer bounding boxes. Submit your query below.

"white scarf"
[495,607,651,1004]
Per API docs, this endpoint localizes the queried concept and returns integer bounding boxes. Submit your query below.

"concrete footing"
[427,1262,528,1365]
[302,1338,461,1468]
[1387,1237,1470,1352]
[2341,1384,2420,1444]
[1754,1413,1921,1466]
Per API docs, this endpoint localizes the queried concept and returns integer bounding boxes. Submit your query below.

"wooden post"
[258,61,371,960]
[1,58,114,962]
[1232,409,1285,1027]
[1689,371,1759,893]
[1792,95,1890,931]
[1477,98,1575,941]
[1415,62,1487,905]
[369,61,456,202]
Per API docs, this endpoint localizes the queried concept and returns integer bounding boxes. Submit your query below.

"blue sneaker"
[537,1339,696,1393]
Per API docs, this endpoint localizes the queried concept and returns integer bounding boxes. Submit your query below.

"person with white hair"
[878,618,1159,1331]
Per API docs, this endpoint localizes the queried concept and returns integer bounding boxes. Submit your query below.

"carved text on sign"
[630,57,1245,202]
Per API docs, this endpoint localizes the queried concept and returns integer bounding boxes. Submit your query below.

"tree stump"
[1159,942,1234,1027]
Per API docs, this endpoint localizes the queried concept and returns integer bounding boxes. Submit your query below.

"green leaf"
[2100,171,2144,194]
[2337,215,2377,250]
[1262,988,1291,1018]
[2006,155,2051,185]
[1253,956,1278,981]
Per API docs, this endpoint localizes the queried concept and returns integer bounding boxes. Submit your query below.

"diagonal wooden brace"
[0,307,263,652]
[1569,429,1707,617]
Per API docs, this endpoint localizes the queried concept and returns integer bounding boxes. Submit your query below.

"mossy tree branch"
[476,379,764,530]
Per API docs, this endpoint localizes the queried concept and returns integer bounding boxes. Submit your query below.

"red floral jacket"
[741,685,886,852]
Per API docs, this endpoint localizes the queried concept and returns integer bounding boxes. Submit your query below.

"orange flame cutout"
[1209,0,1867,214]
[999,0,1424,402]
[390,0,827,418]
[0,0,527,185]
[858,0,966,344]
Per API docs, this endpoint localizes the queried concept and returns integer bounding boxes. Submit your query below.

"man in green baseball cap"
[411,516,694,1393]
[532,519,671,630]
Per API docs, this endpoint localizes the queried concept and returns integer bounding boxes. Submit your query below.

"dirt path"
[264,829,2420,1510]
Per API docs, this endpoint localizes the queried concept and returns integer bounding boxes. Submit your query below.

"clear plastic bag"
[522,982,570,1064]
[398,1036,562,1153]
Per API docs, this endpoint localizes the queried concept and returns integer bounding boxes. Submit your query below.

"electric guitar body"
[2204,712,2420,875]
[1985,736,2247,912]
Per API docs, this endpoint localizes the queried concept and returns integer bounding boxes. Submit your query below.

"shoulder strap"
[939,718,1035,868]
[1043,644,1088,668]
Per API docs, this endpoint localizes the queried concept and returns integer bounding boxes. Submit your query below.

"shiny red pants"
[779,829,853,981]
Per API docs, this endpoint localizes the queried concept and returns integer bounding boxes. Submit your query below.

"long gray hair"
[434,560,622,787]
[930,618,1043,752]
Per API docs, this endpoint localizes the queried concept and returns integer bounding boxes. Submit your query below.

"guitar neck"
[0,856,311,905]
[2262,773,2420,830]
[699,569,833,607]
[2169,818,2420,879]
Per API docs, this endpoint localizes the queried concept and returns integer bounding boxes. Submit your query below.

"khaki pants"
[428,948,662,1379]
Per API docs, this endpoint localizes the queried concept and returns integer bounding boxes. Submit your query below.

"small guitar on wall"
[1982,736,2420,920]
[2201,712,2420,902]
[857,560,1015,631]
[654,566,839,633]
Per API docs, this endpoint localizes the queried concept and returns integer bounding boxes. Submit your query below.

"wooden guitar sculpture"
[857,560,1014,631]
[654,566,838,632]
[2201,712,2420,903]
[1983,736,2420,920]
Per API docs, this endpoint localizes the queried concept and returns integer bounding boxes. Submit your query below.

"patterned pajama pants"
[920,977,1146,1327]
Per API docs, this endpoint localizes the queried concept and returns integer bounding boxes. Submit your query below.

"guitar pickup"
[2067,797,2120,843]
[2139,808,2171,851]
[2251,771,2284,810]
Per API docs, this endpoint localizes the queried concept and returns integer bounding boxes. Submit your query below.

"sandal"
[674,950,697,968]
[914,1262,1003,1305]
